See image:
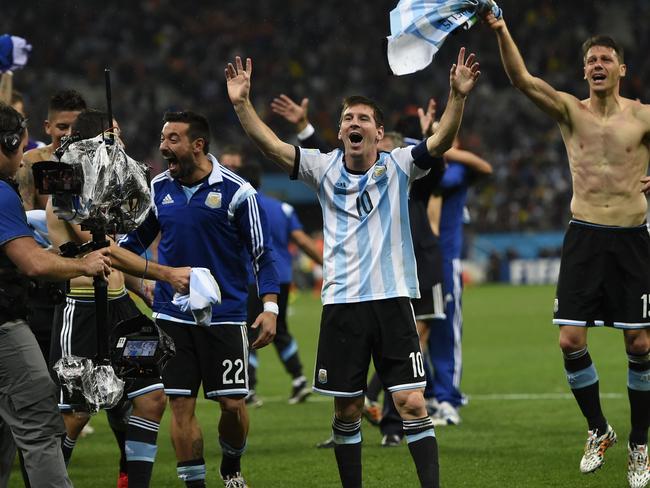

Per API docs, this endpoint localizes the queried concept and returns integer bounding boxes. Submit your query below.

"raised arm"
[426,47,480,157]
[226,57,296,174]
[483,12,570,123]
[0,72,12,105]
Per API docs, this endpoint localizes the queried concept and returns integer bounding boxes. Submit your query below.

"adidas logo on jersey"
[162,194,174,205]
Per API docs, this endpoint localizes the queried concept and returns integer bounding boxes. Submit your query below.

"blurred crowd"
[2,0,649,232]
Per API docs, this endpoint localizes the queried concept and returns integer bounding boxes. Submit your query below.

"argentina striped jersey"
[293,142,439,304]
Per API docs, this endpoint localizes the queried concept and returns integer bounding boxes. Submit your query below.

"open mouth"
[349,132,363,146]
[592,73,606,83]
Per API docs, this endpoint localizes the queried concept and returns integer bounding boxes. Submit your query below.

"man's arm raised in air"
[226,57,296,174]
[482,12,570,123]
[425,47,481,157]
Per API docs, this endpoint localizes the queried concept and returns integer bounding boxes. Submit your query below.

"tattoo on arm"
[16,162,36,210]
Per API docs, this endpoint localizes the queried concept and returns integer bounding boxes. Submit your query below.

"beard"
[162,148,195,182]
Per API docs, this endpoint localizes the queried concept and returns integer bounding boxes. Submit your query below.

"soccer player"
[483,10,650,487]
[0,101,111,488]
[226,48,480,487]
[47,108,191,488]
[237,161,323,406]
[18,89,87,210]
[118,110,279,487]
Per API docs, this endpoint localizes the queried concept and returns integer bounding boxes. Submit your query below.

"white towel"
[386,0,501,75]
[172,268,221,326]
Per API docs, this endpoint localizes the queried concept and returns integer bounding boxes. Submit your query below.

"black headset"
[0,115,27,153]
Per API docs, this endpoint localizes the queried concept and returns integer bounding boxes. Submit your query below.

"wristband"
[263,301,279,315]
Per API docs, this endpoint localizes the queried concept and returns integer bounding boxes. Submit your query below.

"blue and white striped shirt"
[293,142,441,304]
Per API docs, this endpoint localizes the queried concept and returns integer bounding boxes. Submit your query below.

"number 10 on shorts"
[642,294,650,318]
[409,351,425,378]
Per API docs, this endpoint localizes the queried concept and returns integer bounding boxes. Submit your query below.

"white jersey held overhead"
[387,0,501,75]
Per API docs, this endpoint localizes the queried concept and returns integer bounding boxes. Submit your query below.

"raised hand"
[225,56,252,106]
[481,10,505,31]
[271,94,309,131]
[417,98,437,137]
[450,47,480,97]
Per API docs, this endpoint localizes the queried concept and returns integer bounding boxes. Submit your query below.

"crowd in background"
[2,0,649,233]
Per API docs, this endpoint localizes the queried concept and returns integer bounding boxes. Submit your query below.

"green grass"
[10,285,635,487]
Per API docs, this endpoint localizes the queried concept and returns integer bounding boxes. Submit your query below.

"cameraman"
[0,102,111,487]
[46,108,190,488]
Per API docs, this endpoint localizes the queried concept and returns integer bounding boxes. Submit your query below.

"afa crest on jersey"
[205,191,222,209]
[318,368,328,384]
[373,165,386,178]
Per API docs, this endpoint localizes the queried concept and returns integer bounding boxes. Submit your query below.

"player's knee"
[393,390,425,417]
[334,396,364,421]
[219,396,245,415]
[134,389,167,420]
[63,411,90,437]
[624,333,650,356]
[558,334,586,354]
[169,396,196,424]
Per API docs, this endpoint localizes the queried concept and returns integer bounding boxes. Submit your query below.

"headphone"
[0,115,27,153]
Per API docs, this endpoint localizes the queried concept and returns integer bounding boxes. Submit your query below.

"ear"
[619,63,627,78]
[193,138,205,154]
[44,119,52,136]
[376,126,384,142]
[583,66,587,80]
[337,127,343,141]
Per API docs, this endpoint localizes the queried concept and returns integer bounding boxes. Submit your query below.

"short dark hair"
[0,102,24,132]
[48,89,87,114]
[339,95,385,128]
[72,109,109,139]
[582,35,624,64]
[236,161,262,190]
[163,111,211,154]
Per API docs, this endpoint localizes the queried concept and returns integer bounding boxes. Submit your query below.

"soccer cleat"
[627,443,650,488]
[222,472,248,488]
[430,401,461,426]
[117,471,128,488]
[316,435,335,449]
[80,422,95,438]
[288,378,311,404]
[363,398,382,426]
[245,390,263,408]
[579,424,617,473]
[381,434,403,447]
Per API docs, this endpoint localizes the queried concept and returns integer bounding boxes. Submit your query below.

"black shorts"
[50,294,163,411]
[157,320,249,399]
[553,220,650,329]
[313,297,426,397]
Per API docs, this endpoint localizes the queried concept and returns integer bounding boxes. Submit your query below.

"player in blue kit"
[226,48,480,488]
[119,111,279,488]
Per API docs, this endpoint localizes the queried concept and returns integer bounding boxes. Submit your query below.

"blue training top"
[253,192,302,285]
[118,155,279,325]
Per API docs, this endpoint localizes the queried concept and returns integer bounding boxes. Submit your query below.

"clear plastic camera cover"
[54,355,125,412]
[54,135,151,233]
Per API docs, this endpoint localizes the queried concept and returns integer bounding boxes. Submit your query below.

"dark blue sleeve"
[411,140,445,171]
[235,194,280,297]
[440,162,468,189]
[0,185,33,246]
[117,209,160,254]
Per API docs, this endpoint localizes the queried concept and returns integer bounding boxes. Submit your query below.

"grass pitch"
[10,285,634,487]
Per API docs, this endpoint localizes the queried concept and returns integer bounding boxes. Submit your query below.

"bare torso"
[559,95,650,226]
[46,198,124,290]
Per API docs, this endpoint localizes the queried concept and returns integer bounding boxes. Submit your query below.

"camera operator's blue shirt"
[0,180,32,247]
[118,155,279,325]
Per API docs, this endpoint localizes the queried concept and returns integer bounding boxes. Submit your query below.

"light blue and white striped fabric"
[387,0,501,75]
